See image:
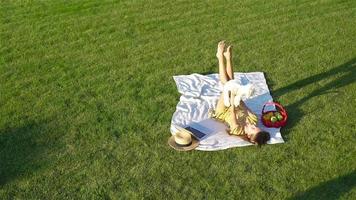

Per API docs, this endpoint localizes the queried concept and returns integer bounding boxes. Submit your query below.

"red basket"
[261,102,288,128]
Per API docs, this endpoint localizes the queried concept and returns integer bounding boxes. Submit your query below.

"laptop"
[174,119,220,141]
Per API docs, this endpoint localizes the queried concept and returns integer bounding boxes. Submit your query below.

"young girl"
[209,41,270,146]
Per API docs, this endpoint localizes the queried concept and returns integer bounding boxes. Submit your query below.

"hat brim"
[168,136,199,151]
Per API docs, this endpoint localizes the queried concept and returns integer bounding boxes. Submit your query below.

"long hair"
[254,131,270,146]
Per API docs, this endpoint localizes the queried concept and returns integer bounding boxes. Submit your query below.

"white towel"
[171,72,284,151]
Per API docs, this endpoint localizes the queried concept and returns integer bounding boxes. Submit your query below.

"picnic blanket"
[170,72,284,151]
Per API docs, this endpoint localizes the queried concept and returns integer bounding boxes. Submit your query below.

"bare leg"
[216,41,228,84]
[215,93,226,113]
[224,45,234,80]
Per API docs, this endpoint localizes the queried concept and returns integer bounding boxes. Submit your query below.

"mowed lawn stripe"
[0,0,355,199]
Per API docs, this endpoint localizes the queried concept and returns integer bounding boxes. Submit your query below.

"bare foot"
[223,45,232,60]
[216,41,225,59]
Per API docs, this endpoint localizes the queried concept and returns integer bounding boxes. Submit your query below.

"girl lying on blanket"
[209,41,270,146]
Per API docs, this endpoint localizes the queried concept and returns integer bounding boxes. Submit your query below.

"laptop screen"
[184,126,207,140]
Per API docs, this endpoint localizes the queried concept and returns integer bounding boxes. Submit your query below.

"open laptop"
[174,119,223,141]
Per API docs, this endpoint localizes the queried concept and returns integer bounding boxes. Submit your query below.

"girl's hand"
[230,92,236,108]
[226,127,231,134]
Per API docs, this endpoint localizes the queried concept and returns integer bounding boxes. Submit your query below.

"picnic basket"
[261,102,288,128]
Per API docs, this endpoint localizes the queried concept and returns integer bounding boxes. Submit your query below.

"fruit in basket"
[263,112,273,119]
[262,102,287,127]
[263,114,271,121]
[276,112,283,121]
[270,116,278,123]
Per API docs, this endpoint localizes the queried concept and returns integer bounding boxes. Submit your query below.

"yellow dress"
[209,100,258,136]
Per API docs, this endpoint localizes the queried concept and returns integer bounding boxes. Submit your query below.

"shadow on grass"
[271,58,356,136]
[0,120,59,186]
[290,171,356,200]
[200,70,216,75]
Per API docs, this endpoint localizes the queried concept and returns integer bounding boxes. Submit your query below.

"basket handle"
[262,102,287,114]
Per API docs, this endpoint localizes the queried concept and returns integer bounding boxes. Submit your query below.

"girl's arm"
[239,100,253,114]
[239,99,258,125]
[229,92,239,128]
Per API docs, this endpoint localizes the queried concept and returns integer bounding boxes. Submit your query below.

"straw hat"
[168,130,199,151]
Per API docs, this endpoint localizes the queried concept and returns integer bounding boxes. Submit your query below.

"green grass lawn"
[1,0,355,199]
